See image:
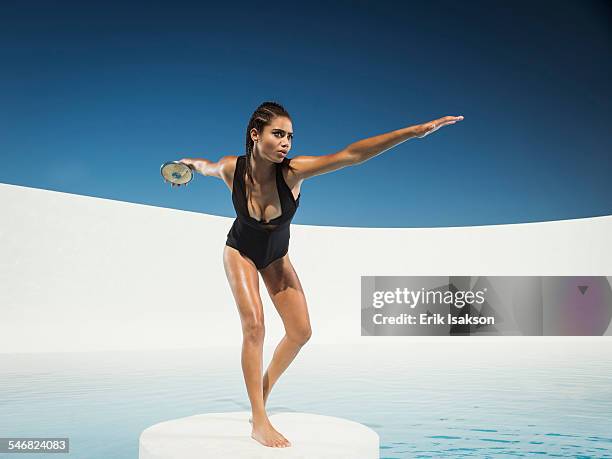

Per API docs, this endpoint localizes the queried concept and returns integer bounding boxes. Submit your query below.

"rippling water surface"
[1,340,611,458]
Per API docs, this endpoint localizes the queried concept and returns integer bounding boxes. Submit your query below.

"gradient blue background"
[1,0,610,227]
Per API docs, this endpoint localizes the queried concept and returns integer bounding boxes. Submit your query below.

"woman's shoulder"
[218,155,242,191]
[281,157,303,192]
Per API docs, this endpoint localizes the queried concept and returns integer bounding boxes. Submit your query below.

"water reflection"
[1,341,611,458]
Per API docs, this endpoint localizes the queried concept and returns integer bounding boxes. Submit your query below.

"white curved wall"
[1,183,611,353]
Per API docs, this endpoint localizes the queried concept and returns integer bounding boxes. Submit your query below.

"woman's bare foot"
[251,419,291,448]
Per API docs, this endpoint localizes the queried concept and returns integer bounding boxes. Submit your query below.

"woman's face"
[252,116,293,163]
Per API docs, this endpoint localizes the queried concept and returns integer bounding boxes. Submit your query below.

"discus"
[160,161,194,186]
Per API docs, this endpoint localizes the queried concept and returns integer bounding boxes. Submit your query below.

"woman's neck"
[248,153,276,184]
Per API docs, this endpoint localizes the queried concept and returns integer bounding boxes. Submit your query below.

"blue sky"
[1,0,610,227]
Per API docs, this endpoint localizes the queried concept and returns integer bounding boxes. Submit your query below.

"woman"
[171,101,463,448]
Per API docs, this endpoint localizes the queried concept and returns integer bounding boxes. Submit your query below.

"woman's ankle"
[251,412,270,424]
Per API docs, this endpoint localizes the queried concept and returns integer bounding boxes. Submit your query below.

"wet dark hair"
[244,101,296,210]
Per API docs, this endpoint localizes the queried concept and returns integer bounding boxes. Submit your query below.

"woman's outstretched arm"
[290,115,464,180]
[177,156,235,178]
[347,115,464,165]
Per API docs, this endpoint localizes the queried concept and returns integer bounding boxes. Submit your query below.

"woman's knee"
[289,325,312,346]
[242,318,265,343]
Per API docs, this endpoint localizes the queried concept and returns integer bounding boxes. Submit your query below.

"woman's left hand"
[416,115,464,138]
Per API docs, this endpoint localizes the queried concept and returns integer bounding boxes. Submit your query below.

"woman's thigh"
[223,245,265,327]
[259,253,312,343]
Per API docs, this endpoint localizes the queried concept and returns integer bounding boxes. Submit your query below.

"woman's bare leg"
[241,316,267,421]
[259,253,312,407]
[248,336,306,426]
[262,334,308,404]
[223,246,291,448]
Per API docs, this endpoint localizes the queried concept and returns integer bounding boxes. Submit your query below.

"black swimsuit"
[225,155,301,270]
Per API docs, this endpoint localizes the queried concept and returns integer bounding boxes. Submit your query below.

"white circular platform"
[139,411,379,458]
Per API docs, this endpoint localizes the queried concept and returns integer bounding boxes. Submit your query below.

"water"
[1,341,611,458]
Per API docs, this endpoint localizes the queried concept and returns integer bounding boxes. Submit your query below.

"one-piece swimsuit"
[225,155,300,270]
